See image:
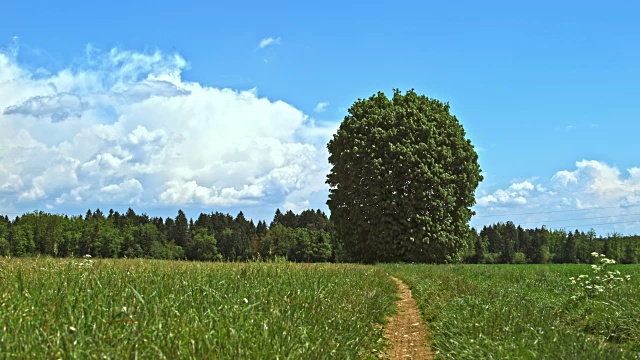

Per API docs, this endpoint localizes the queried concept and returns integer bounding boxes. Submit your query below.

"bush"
[482,253,498,264]
[0,238,9,256]
[513,252,527,264]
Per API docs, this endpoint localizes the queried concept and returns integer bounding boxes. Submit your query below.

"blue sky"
[1,1,639,234]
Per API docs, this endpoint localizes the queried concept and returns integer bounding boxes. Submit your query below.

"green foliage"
[481,252,498,264]
[382,264,640,358]
[513,252,527,264]
[290,228,332,263]
[474,235,488,264]
[0,259,396,358]
[327,89,482,263]
[0,237,9,256]
[258,225,332,263]
[9,224,35,256]
[187,227,222,261]
[498,221,517,263]
[569,252,632,300]
[0,208,333,264]
[0,222,8,256]
[564,231,577,263]
[477,224,640,265]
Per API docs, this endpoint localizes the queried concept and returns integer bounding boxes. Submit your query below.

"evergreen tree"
[563,231,577,263]
[499,221,517,263]
[173,210,191,249]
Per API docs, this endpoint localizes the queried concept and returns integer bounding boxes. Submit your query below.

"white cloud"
[473,160,640,234]
[98,178,144,203]
[551,160,640,206]
[314,101,329,113]
[259,37,281,49]
[552,170,578,186]
[476,181,535,207]
[0,44,334,216]
[508,181,534,191]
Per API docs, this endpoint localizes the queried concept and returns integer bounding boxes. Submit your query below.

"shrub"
[513,252,527,264]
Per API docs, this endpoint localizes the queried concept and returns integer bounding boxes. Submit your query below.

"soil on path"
[382,276,433,360]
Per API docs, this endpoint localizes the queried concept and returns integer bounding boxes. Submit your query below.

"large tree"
[326,89,482,263]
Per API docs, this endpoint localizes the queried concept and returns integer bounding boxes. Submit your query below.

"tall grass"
[381,264,640,359]
[0,257,396,359]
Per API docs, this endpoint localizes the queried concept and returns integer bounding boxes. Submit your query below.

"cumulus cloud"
[0,43,333,216]
[476,181,537,207]
[314,102,329,113]
[551,160,640,207]
[474,160,640,233]
[259,37,281,49]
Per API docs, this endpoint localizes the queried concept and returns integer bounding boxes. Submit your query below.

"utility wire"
[513,212,640,226]
[474,204,640,218]
[473,219,640,231]
[545,219,640,229]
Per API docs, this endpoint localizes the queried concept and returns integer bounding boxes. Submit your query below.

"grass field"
[381,263,640,359]
[0,257,397,359]
[4,257,639,359]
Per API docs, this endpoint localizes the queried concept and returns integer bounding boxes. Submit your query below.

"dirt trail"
[382,276,433,360]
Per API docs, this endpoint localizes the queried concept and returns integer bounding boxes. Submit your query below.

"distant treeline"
[1,210,638,264]
[0,208,336,262]
[466,221,640,264]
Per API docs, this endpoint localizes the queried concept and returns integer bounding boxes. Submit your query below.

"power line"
[516,212,640,226]
[473,204,640,218]
[546,219,640,229]
[473,219,640,231]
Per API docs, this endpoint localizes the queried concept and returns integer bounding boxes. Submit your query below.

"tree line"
[2,209,639,264]
[465,221,640,264]
[0,208,335,262]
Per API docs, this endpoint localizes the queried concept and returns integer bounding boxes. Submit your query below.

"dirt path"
[382,276,433,360]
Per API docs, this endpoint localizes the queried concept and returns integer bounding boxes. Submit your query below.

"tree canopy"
[326,89,482,263]
[0,208,334,263]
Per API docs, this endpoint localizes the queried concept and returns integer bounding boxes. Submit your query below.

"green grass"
[0,257,397,359]
[381,264,640,359]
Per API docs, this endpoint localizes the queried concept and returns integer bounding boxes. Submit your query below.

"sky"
[1,1,639,234]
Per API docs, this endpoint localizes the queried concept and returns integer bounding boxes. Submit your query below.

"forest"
[466,221,640,265]
[0,208,334,263]
[1,208,639,264]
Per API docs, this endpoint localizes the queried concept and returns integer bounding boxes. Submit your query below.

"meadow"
[4,256,640,359]
[382,263,640,359]
[0,257,396,359]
